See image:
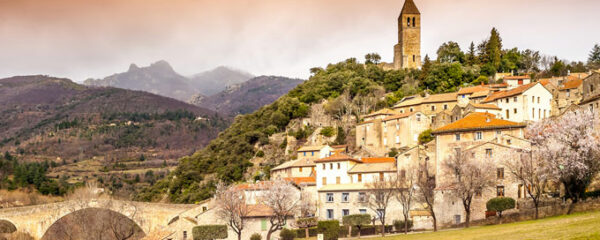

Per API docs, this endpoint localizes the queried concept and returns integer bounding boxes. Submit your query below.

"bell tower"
[394,0,421,69]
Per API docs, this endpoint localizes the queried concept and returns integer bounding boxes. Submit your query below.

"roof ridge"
[401,0,420,15]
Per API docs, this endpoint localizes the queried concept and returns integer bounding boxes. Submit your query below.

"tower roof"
[401,0,420,15]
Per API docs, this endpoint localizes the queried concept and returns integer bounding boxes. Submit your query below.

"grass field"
[370,211,600,240]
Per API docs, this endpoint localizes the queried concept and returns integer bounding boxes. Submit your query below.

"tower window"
[412,17,416,27]
[407,17,411,27]
[413,55,416,62]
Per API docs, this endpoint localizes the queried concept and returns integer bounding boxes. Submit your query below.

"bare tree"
[503,147,548,219]
[416,158,437,231]
[395,170,416,234]
[298,191,317,218]
[366,176,396,237]
[214,182,251,240]
[443,149,495,227]
[260,180,301,240]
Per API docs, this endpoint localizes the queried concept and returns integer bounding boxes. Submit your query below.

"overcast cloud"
[0,0,598,81]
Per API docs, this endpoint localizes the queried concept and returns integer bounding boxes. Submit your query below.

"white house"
[482,82,553,122]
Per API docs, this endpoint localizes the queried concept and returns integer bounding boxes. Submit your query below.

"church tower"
[394,0,421,69]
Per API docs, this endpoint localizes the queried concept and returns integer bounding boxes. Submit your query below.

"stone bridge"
[0,199,198,239]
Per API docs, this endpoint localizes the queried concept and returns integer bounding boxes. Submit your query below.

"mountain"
[0,75,229,168]
[188,66,254,96]
[190,76,303,116]
[84,60,196,101]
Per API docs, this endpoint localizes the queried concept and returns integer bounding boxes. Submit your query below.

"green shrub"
[294,227,318,238]
[250,233,262,240]
[320,127,335,137]
[342,214,371,237]
[393,219,413,232]
[317,220,340,240]
[256,150,265,158]
[418,129,433,144]
[279,228,296,240]
[486,197,516,217]
[192,225,228,240]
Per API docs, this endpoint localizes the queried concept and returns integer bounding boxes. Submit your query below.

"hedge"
[279,228,296,240]
[486,197,516,217]
[250,233,262,240]
[317,220,340,240]
[339,225,393,237]
[393,219,413,232]
[295,227,318,238]
[192,225,228,240]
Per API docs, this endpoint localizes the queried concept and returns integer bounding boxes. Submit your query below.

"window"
[518,184,523,198]
[337,163,341,169]
[407,17,411,27]
[567,89,571,97]
[444,104,448,110]
[412,17,416,27]
[538,109,541,119]
[299,167,303,172]
[311,151,314,156]
[544,110,547,118]
[358,192,366,202]
[413,55,416,62]
[322,164,325,170]
[326,193,334,202]
[322,177,327,186]
[497,186,505,197]
[507,139,512,145]
[383,138,388,146]
[475,132,482,140]
[395,136,400,144]
[183,231,187,240]
[359,209,367,214]
[514,97,518,102]
[506,109,510,119]
[358,174,362,182]
[497,168,504,179]
[532,96,535,102]
[327,209,334,219]
[416,114,421,121]
[514,108,517,114]
[202,206,207,212]
[400,170,406,179]
[532,108,535,119]
[342,193,349,202]
[455,134,461,141]
[537,97,540,103]
[486,149,493,158]
[261,219,268,231]
[431,105,435,111]
[506,98,509,103]
[303,152,306,156]
[475,188,482,197]
[396,124,400,130]
[336,177,341,184]
[379,172,384,181]
[342,209,350,216]
[410,108,414,112]
[330,163,333,169]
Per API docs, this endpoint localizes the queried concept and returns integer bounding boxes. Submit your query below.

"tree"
[486,197,515,221]
[526,109,600,214]
[588,44,600,68]
[261,180,300,240]
[342,214,371,238]
[366,176,395,236]
[395,170,416,234]
[503,147,549,219]
[333,126,347,145]
[294,217,317,240]
[418,129,433,144]
[550,57,567,77]
[443,149,495,227]
[365,53,382,65]
[522,49,541,73]
[215,182,251,240]
[436,41,465,63]
[465,42,478,65]
[416,150,437,231]
[485,28,503,70]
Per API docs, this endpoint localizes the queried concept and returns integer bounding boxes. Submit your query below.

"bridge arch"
[40,207,146,240]
[0,219,17,234]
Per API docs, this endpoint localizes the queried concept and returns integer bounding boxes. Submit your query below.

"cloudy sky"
[1,0,599,81]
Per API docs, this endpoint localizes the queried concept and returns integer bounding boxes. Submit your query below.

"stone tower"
[394,0,421,69]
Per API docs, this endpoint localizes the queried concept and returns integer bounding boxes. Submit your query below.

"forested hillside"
[135,28,598,203]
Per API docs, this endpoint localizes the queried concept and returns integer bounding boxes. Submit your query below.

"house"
[482,82,553,122]
[362,108,401,122]
[557,75,584,112]
[356,111,431,156]
[392,92,459,117]
[431,112,528,226]
[580,71,600,129]
[456,85,493,105]
[296,145,334,160]
[270,158,316,180]
[502,75,531,89]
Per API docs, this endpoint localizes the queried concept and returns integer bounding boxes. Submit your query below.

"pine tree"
[466,41,477,65]
[589,44,600,66]
[485,28,503,71]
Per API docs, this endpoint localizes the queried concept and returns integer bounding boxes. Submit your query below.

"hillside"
[190,76,304,116]
[0,75,229,198]
[189,66,254,96]
[83,60,197,102]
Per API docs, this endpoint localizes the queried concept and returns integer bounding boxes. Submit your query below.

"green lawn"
[373,211,600,240]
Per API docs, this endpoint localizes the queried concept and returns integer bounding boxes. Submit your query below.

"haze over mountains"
[84,60,303,116]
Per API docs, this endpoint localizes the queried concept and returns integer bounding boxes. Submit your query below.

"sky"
[0,0,599,81]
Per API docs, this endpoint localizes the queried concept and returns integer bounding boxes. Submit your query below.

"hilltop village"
[159,1,600,239]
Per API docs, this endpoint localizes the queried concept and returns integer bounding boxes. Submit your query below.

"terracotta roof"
[394,95,423,108]
[284,177,316,185]
[486,83,509,88]
[560,78,583,90]
[247,204,276,217]
[423,92,458,103]
[432,112,525,134]
[348,162,396,173]
[363,108,400,118]
[482,83,538,103]
[503,75,530,80]
[271,159,315,171]
[297,146,326,152]
[234,181,274,191]
[401,0,420,14]
[382,112,417,121]
[538,78,552,86]
[470,90,492,98]
[470,103,501,110]
[361,157,396,163]
[314,153,362,163]
[458,85,491,95]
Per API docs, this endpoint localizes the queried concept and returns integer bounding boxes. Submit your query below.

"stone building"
[392,92,459,117]
[502,75,531,89]
[431,112,528,226]
[393,0,421,69]
[580,71,600,129]
[557,76,584,112]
